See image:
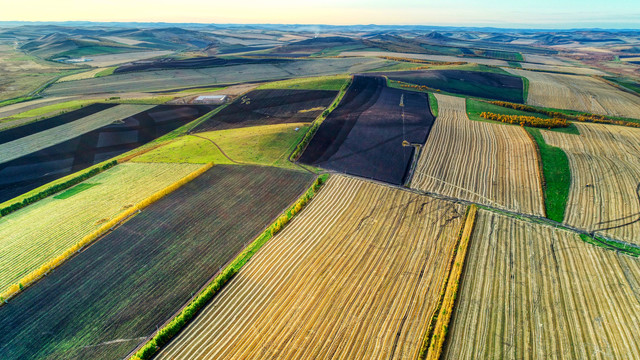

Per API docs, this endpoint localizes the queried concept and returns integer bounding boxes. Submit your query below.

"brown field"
[522,54,571,66]
[156,175,465,360]
[410,94,545,216]
[444,210,640,359]
[339,50,510,67]
[542,123,640,244]
[506,68,640,119]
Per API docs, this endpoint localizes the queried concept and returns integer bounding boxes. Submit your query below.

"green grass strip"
[428,92,438,118]
[131,173,330,360]
[526,128,571,222]
[579,234,640,257]
[53,183,100,199]
[94,66,117,78]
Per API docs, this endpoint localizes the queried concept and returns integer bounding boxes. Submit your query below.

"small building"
[193,95,228,105]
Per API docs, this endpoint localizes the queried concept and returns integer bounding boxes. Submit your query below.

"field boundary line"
[289,76,353,162]
[417,205,477,359]
[423,204,478,360]
[0,162,214,305]
[128,174,330,360]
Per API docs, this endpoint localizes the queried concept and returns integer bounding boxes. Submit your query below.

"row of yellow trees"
[0,162,215,304]
[480,111,567,128]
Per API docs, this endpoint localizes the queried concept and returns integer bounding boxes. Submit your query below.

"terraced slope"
[157,175,465,360]
[444,211,640,359]
[410,94,544,216]
[0,162,202,294]
[542,123,640,244]
[506,68,640,119]
[0,165,314,360]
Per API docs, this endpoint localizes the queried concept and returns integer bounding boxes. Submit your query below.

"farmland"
[410,94,545,216]
[506,68,640,119]
[0,165,314,360]
[133,122,309,169]
[194,89,336,132]
[383,69,525,103]
[340,50,511,66]
[542,123,640,244]
[0,104,214,202]
[444,211,640,359]
[0,104,152,163]
[43,57,393,96]
[0,162,202,294]
[114,56,289,73]
[156,175,465,360]
[299,75,435,185]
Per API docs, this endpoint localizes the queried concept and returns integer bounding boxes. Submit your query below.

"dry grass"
[410,94,545,216]
[155,175,465,360]
[444,210,640,359]
[542,123,640,244]
[506,68,640,119]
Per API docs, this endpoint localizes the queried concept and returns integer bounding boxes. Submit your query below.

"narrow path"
[189,133,243,165]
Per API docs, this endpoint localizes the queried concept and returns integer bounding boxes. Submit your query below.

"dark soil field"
[194,89,336,132]
[384,69,525,103]
[0,105,214,203]
[0,103,117,145]
[114,56,290,74]
[299,75,435,185]
[0,165,314,360]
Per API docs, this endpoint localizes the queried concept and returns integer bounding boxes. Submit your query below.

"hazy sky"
[2,0,639,28]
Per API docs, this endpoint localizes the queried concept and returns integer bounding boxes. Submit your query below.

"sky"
[1,0,639,29]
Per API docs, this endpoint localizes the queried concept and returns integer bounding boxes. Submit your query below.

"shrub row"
[422,205,478,360]
[489,100,640,128]
[480,111,567,128]
[379,56,465,66]
[0,160,118,217]
[0,162,214,305]
[289,77,352,161]
[131,174,330,360]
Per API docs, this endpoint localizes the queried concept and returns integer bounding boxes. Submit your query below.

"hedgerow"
[480,111,567,128]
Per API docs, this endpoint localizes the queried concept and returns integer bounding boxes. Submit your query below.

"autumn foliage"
[480,112,567,128]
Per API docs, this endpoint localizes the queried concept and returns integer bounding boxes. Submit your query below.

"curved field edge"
[129,174,329,360]
[0,105,220,213]
[525,128,571,222]
[420,205,478,360]
[0,162,214,304]
[289,76,353,161]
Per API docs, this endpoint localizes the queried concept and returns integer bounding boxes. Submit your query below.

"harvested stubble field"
[43,57,391,96]
[410,94,545,216]
[0,162,201,294]
[156,175,465,360]
[383,69,525,103]
[194,89,336,132]
[0,104,153,164]
[299,75,435,185]
[0,165,314,360]
[542,123,640,244]
[506,68,640,119]
[444,210,640,359]
[0,104,214,203]
[339,50,510,67]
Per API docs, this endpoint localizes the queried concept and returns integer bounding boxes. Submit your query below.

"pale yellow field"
[0,162,202,294]
[506,68,640,119]
[444,210,640,359]
[56,67,109,82]
[85,50,173,67]
[339,50,510,67]
[519,62,606,76]
[156,175,465,360]
[542,123,640,244]
[410,94,545,216]
[0,104,152,164]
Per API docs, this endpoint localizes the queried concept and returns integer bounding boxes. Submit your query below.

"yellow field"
[56,67,110,82]
[542,123,640,244]
[156,175,465,360]
[506,68,640,119]
[0,162,202,294]
[444,210,640,359]
[410,94,545,216]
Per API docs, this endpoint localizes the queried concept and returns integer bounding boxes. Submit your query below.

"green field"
[0,162,202,294]
[526,128,571,222]
[429,92,439,117]
[257,75,350,91]
[0,99,97,124]
[132,122,309,169]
